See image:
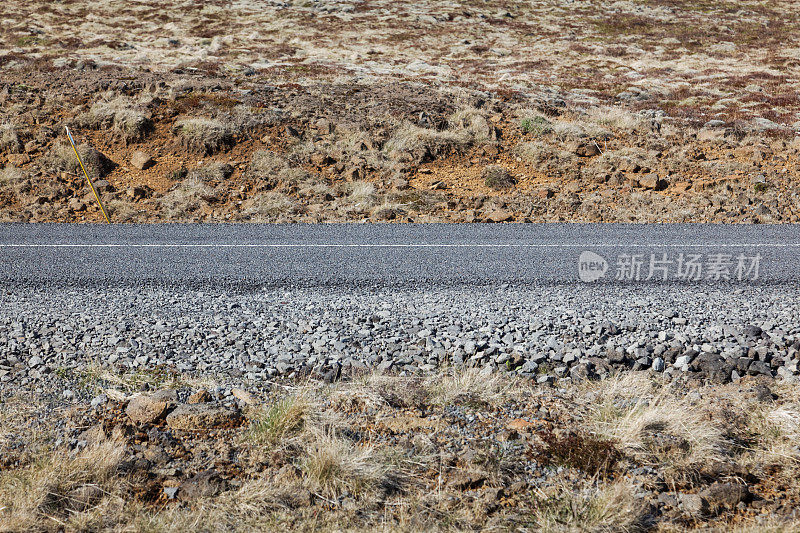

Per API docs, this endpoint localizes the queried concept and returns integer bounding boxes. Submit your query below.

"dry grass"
[247,394,310,447]
[42,143,113,180]
[188,162,234,182]
[175,117,234,155]
[530,479,647,533]
[0,123,21,153]
[0,164,26,190]
[425,366,514,407]
[384,122,473,164]
[157,178,217,220]
[4,371,800,530]
[239,191,297,221]
[0,439,126,532]
[482,165,516,190]
[514,141,575,167]
[249,150,308,191]
[587,374,726,483]
[585,106,652,134]
[448,107,493,144]
[370,201,407,221]
[300,430,387,499]
[77,100,153,142]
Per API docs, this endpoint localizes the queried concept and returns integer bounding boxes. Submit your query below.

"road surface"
[0,223,797,287]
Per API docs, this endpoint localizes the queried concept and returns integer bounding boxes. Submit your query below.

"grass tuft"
[248,395,309,447]
[175,117,234,154]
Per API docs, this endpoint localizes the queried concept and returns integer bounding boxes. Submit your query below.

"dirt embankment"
[1,0,799,223]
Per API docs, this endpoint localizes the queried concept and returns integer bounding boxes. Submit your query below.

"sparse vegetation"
[300,430,387,499]
[248,394,309,447]
[175,117,234,154]
[42,143,114,179]
[2,369,800,530]
[188,161,234,182]
[239,191,297,221]
[530,480,647,533]
[0,0,798,225]
[482,165,516,190]
[78,100,153,142]
[157,178,217,220]
[0,124,21,153]
[520,115,553,136]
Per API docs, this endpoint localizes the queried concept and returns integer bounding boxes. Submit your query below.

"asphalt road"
[0,223,798,287]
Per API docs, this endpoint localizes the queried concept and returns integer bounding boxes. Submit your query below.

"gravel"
[1,284,799,394]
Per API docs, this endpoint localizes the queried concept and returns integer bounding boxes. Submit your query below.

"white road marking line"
[0,243,799,248]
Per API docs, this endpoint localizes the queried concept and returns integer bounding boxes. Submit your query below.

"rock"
[90,394,108,408]
[483,208,513,223]
[692,352,732,382]
[66,484,105,512]
[188,389,212,404]
[753,384,775,402]
[743,325,762,338]
[178,469,229,501]
[130,151,155,170]
[506,418,535,431]
[125,394,169,424]
[678,492,709,516]
[6,154,30,165]
[569,362,594,382]
[231,388,257,405]
[751,117,782,131]
[749,360,772,376]
[700,482,749,511]
[151,389,178,403]
[568,140,600,157]
[652,357,665,372]
[92,179,114,192]
[166,403,241,430]
[639,173,667,191]
[126,185,151,200]
[68,198,86,212]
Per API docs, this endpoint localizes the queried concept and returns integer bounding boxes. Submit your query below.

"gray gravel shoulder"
[2,284,798,400]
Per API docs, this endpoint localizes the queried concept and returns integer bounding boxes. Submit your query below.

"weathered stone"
[166,403,241,430]
[231,388,257,405]
[178,469,229,501]
[126,394,169,424]
[700,482,750,511]
[130,151,155,170]
[483,208,513,223]
[679,493,709,516]
[568,140,600,157]
[639,173,668,190]
[188,389,212,404]
[68,198,86,212]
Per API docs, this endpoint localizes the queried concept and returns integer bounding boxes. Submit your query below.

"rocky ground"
[3,365,800,531]
[1,0,800,223]
[3,285,800,530]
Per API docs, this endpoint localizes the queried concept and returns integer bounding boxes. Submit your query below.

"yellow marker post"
[65,126,111,223]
